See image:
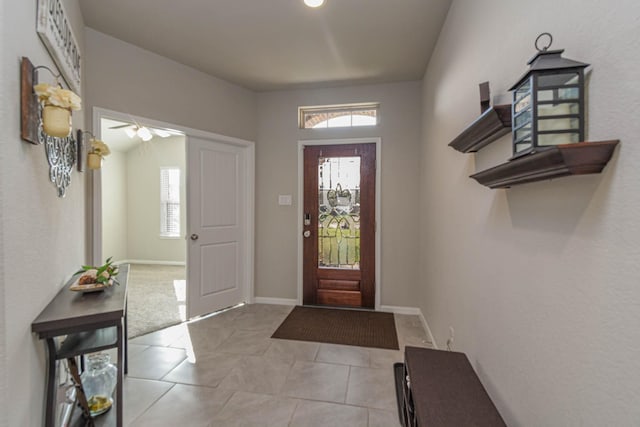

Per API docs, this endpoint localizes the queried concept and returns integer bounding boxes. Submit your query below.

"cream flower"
[90,139,111,157]
[33,83,82,110]
[33,83,53,101]
[48,88,82,110]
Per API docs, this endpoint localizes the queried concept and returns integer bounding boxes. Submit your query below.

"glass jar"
[81,353,117,416]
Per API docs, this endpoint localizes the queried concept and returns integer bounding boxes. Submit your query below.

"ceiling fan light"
[304,0,325,8]
[124,128,136,138]
[137,126,153,141]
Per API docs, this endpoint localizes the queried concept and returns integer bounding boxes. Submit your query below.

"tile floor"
[98,303,434,426]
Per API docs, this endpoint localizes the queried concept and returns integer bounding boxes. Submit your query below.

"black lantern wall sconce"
[510,33,589,158]
[448,33,619,189]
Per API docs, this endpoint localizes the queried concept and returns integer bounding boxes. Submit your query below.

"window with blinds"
[160,168,180,237]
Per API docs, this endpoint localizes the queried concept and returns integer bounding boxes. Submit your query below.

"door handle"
[190,234,199,241]
[303,230,311,238]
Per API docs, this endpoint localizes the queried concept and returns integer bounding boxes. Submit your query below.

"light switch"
[278,195,292,206]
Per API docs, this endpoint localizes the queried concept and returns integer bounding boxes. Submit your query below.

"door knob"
[303,230,311,238]
[190,234,199,241]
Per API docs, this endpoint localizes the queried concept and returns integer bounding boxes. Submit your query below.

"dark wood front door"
[303,143,376,308]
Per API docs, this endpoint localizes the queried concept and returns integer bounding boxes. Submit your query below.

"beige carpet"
[126,263,186,338]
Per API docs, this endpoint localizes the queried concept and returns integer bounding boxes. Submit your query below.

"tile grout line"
[344,365,352,405]
[127,381,177,427]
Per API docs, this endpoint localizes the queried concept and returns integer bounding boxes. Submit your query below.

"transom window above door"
[299,103,379,129]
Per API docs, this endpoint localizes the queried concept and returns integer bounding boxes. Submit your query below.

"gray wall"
[84,28,257,142]
[419,0,640,425]
[101,150,128,261]
[256,82,422,306]
[0,1,86,424]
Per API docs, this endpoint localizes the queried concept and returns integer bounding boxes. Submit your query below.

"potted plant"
[33,83,82,138]
[87,138,111,169]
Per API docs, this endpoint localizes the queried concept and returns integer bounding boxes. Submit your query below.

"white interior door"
[187,136,248,318]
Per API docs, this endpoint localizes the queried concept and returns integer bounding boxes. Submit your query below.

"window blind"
[160,168,180,237]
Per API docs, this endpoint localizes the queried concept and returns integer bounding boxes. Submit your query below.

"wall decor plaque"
[36,0,82,93]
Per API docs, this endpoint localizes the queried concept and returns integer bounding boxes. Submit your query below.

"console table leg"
[117,322,124,427]
[124,310,128,375]
[44,339,57,427]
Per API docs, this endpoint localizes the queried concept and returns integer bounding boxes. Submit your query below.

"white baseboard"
[379,305,421,315]
[380,305,438,349]
[418,310,438,350]
[253,297,297,306]
[116,259,186,266]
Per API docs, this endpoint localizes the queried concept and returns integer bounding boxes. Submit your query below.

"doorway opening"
[93,108,255,338]
[99,117,187,337]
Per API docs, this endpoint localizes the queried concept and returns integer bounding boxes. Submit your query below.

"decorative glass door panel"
[303,144,376,308]
[318,156,361,270]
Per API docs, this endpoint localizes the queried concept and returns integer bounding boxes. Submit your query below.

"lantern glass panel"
[515,95,531,114]
[514,124,532,142]
[537,72,579,88]
[514,110,531,128]
[537,87,580,102]
[538,132,580,146]
[514,79,531,99]
[538,117,580,132]
[514,80,531,110]
[537,102,580,117]
[515,141,532,153]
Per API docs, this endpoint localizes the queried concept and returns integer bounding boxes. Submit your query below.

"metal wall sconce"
[77,130,112,170]
[20,57,82,197]
[509,33,589,158]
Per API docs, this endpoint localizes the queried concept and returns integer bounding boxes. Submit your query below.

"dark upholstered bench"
[395,346,506,427]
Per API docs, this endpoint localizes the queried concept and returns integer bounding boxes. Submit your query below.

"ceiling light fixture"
[304,0,325,8]
[124,128,136,138]
[137,126,153,142]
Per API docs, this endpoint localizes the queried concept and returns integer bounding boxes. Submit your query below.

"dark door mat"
[271,306,399,350]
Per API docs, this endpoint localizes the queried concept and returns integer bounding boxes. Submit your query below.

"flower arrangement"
[33,83,82,111]
[33,83,81,138]
[87,138,111,169]
[89,138,111,157]
[75,257,120,287]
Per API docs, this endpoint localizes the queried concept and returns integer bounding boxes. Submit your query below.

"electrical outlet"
[446,326,455,351]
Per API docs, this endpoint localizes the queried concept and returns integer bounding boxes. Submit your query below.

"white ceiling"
[80,0,452,91]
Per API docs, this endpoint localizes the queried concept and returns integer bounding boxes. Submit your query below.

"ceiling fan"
[108,122,173,141]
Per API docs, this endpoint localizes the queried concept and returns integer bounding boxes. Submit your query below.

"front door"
[187,137,247,318]
[303,143,376,308]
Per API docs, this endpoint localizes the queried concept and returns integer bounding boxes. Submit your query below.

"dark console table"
[398,346,506,427]
[32,265,129,427]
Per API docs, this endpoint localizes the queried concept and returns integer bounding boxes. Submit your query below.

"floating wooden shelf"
[470,140,619,188]
[448,104,512,153]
